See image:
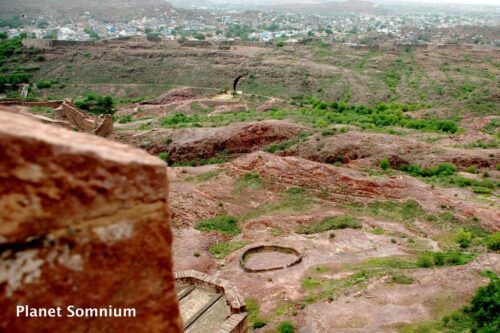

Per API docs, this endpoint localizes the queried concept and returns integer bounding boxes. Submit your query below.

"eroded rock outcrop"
[115,120,307,163]
[292,131,500,169]
[0,111,182,332]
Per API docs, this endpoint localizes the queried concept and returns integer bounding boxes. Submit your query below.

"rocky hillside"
[0,0,174,20]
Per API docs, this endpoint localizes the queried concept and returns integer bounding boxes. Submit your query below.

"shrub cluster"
[400,163,457,177]
[297,216,361,234]
[305,98,458,134]
[416,251,475,268]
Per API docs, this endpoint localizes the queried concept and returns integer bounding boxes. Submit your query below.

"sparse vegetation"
[209,241,246,259]
[396,163,498,194]
[391,274,414,285]
[160,101,457,134]
[265,132,310,153]
[347,200,425,224]
[171,153,231,167]
[416,252,475,268]
[235,172,263,191]
[399,271,499,333]
[246,298,268,331]
[185,169,223,182]
[195,215,240,236]
[297,216,361,234]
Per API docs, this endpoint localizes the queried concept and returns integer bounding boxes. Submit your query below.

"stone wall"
[0,111,183,332]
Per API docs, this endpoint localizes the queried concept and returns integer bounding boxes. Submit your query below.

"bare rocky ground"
[166,152,499,333]
[109,85,499,332]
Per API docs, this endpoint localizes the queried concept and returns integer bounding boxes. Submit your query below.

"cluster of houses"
[2,7,498,46]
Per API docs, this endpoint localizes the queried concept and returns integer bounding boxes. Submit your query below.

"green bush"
[400,163,457,177]
[297,216,361,234]
[417,252,475,268]
[465,166,477,174]
[278,321,295,333]
[158,152,170,164]
[36,80,52,89]
[467,271,500,332]
[379,158,390,170]
[416,253,433,268]
[456,228,473,248]
[486,233,500,251]
[195,215,240,235]
[253,320,267,329]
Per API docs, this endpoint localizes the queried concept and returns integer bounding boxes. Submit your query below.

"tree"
[268,23,280,32]
[75,94,115,115]
[37,20,49,29]
[84,28,100,40]
[193,32,206,41]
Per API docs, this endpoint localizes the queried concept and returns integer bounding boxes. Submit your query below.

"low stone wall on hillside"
[0,111,182,333]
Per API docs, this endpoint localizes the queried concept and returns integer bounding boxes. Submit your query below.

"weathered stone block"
[0,112,182,332]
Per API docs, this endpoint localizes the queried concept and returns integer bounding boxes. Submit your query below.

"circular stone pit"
[239,245,303,273]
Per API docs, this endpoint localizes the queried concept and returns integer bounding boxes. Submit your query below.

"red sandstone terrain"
[5,80,497,331]
[2,33,499,331]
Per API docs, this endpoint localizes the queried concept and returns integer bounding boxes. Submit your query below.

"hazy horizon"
[168,0,500,7]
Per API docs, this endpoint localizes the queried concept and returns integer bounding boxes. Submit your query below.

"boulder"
[0,112,182,333]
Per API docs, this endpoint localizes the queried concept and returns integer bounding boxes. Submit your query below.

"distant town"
[1,4,499,47]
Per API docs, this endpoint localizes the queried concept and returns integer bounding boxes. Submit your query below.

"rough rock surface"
[167,120,306,162]
[114,120,307,163]
[256,98,287,112]
[227,152,499,229]
[0,111,182,333]
[141,87,196,105]
[293,131,499,168]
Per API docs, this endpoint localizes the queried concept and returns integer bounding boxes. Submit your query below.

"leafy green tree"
[75,94,114,115]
